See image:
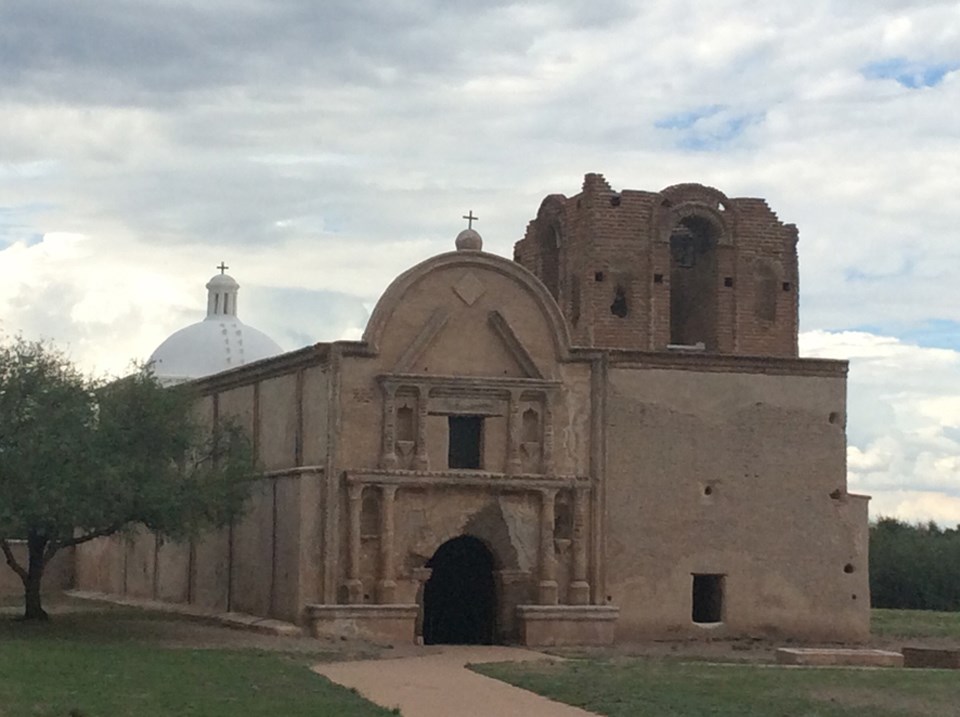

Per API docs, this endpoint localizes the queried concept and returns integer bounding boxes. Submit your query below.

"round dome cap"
[455,228,483,251]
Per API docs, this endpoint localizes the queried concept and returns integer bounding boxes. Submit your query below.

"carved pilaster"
[538,487,559,605]
[415,385,429,471]
[542,391,555,474]
[377,485,398,603]
[507,390,523,475]
[380,385,399,469]
[345,484,364,604]
[569,486,591,605]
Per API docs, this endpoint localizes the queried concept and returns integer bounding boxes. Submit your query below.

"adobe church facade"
[75,173,870,645]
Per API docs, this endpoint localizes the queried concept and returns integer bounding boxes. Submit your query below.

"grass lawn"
[872,608,960,639]
[474,658,960,717]
[0,598,393,717]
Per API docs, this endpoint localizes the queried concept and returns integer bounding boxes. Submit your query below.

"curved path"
[313,645,600,717]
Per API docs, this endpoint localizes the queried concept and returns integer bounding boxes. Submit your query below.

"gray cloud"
[2,0,960,521]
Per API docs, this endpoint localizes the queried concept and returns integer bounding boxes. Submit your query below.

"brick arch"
[533,195,567,301]
[652,184,738,243]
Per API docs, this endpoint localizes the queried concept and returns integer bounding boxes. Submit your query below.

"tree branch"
[0,538,28,581]
[53,523,125,553]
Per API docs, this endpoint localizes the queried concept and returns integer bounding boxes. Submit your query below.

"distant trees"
[870,517,960,611]
[0,338,257,620]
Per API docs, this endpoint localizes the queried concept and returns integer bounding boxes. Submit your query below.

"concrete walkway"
[313,645,601,717]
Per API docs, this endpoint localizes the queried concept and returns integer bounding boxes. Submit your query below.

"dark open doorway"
[422,535,497,645]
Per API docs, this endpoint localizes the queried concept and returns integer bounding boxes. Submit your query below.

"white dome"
[149,266,283,384]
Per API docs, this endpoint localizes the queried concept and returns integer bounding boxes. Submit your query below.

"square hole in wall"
[653,273,664,284]
[692,574,724,624]
[595,271,605,282]
[723,277,734,287]
[448,415,483,469]
[782,282,792,291]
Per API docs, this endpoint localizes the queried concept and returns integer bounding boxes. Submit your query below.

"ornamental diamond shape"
[453,271,485,306]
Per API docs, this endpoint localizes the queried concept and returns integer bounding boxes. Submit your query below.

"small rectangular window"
[448,416,483,469]
[692,574,724,624]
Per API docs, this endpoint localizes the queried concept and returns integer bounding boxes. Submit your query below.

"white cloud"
[2,1,960,523]
[802,330,960,525]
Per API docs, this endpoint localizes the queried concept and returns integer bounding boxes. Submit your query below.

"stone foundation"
[516,605,619,646]
[306,604,418,644]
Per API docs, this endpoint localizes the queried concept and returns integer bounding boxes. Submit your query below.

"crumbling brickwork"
[515,173,799,357]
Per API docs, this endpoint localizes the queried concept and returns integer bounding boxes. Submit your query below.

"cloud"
[802,330,960,524]
[1,1,960,523]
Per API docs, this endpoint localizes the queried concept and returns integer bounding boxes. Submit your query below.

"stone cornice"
[598,349,847,378]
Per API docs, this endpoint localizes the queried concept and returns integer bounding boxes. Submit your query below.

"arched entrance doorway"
[422,535,497,645]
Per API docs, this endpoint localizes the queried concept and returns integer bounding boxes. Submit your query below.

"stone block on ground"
[775,647,903,667]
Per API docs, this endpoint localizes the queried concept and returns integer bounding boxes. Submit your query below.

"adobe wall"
[602,357,870,641]
[515,174,799,357]
[74,356,331,625]
[0,543,75,597]
[330,250,598,635]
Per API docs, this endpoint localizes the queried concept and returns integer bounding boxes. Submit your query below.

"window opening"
[448,416,483,469]
[610,286,628,318]
[692,574,724,623]
[669,216,719,347]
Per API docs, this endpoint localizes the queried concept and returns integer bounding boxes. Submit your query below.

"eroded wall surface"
[603,360,869,641]
[74,355,330,625]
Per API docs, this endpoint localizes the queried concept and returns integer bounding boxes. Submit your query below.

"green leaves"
[0,338,258,606]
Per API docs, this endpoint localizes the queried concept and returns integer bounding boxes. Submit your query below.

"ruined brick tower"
[514,173,799,356]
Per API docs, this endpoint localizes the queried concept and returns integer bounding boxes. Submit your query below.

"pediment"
[394,308,544,379]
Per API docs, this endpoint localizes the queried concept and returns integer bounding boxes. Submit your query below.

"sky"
[1,0,958,524]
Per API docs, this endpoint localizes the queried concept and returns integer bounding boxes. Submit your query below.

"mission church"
[75,173,870,645]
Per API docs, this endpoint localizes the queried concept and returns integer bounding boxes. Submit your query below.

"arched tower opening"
[539,224,562,301]
[422,535,497,645]
[669,215,720,349]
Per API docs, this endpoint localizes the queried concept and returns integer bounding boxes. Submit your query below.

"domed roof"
[149,264,283,384]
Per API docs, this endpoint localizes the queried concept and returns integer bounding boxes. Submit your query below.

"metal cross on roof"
[217,262,229,274]
[462,210,479,229]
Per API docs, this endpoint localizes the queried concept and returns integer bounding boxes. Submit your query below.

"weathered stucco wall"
[74,359,330,625]
[603,362,869,641]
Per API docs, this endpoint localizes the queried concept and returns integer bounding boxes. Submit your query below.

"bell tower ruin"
[514,173,799,357]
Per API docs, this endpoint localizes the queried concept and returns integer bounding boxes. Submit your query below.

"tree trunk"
[22,531,49,621]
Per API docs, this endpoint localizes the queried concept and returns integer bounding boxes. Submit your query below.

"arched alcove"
[669,215,720,348]
[422,535,497,644]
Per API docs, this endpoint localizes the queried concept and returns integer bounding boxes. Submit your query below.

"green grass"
[474,658,960,717]
[0,601,393,717]
[872,608,960,639]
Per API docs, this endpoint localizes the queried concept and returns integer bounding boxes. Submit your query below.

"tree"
[0,338,256,620]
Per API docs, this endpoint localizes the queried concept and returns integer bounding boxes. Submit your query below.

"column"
[538,487,559,605]
[380,385,398,469]
[507,390,523,475]
[345,484,364,604]
[569,487,591,605]
[377,485,398,603]
[415,385,429,471]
